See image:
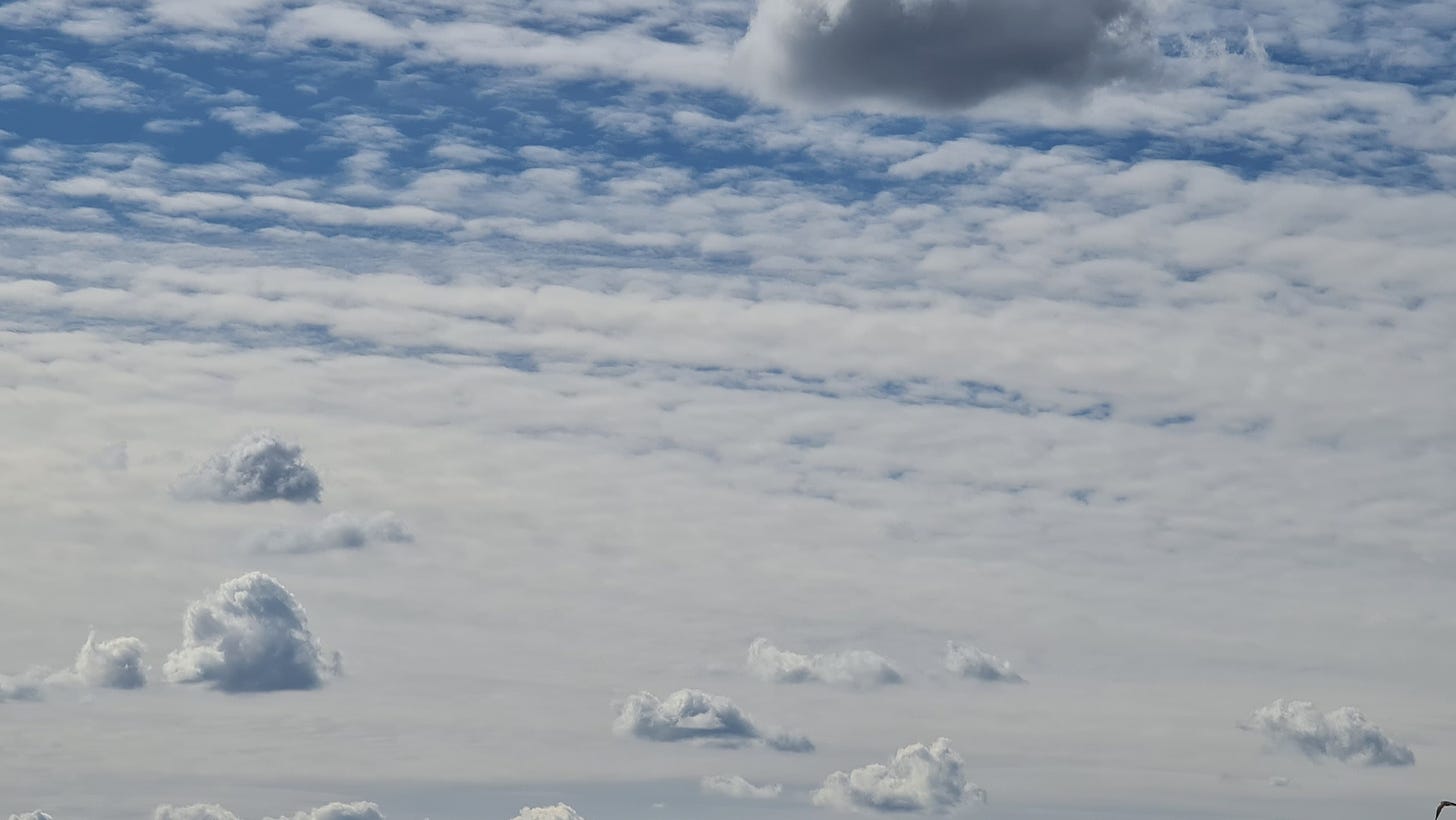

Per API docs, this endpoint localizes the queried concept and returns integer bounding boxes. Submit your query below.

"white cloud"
[746,638,903,688]
[245,511,413,554]
[263,802,385,820]
[700,774,783,800]
[0,672,43,703]
[163,572,341,693]
[511,806,584,820]
[210,106,301,136]
[9,813,54,820]
[813,738,983,814]
[154,806,241,820]
[65,631,148,689]
[1243,699,1415,767]
[944,641,1023,683]
[172,431,322,504]
[735,0,1157,112]
[613,688,813,752]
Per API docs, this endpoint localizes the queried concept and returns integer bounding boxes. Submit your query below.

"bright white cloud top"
[614,689,814,752]
[163,572,340,693]
[154,807,240,820]
[0,0,1452,817]
[1243,700,1415,767]
[511,806,585,820]
[746,637,903,688]
[263,803,385,820]
[813,738,981,814]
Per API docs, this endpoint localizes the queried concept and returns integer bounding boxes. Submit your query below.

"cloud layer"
[1244,699,1415,767]
[173,431,322,503]
[701,774,783,800]
[813,737,980,814]
[747,638,903,688]
[163,572,341,693]
[736,0,1155,112]
[613,688,813,752]
[944,641,1023,683]
[245,511,413,554]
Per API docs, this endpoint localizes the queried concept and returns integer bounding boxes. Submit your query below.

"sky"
[0,0,1454,818]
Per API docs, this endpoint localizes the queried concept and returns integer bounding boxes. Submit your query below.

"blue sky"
[1,1,1454,819]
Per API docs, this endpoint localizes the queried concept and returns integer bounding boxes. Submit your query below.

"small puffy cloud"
[747,638,903,688]
[701,774,783,800]
[264,802,385,820]
[736,0,1155,113]
[0,671,44,702]
[1243,699,1414,767]
[69,631,147,689]
[173,432,322,504]
[613,689,813,753]
[813,738,982,814]
[9,812,53,820]
[211,106,302,136]
[511,806,585,820]
[245,511,413,554]
[154,807,241,820]
[944,641,1023,683]
[163,572,340,693]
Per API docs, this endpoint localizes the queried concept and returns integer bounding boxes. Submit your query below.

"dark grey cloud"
[813,737,984,814]
[68,631,147,689]
[944,641,1023,683]
[1243,699,1414,767]
[173,431,322,503]
[613,688,813,752]
[700,774,783,800]
[245,511,413,554]
[747,638,903,688]
[163,572,341,693]
[511,806,585,820]
[736,0,1155,112]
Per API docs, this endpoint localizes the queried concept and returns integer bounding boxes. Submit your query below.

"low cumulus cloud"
[9,812,53,820]
[163,572,341,693]
[1243,699,1414,767]
[813,738,983,814]
[511,806,585,820]
[173,431,322,503]
[245,511,413,554]
[264,803,384,820]
[0,670,45,702]
[736,0,1155,112]
[747,638,903,688]
[614,688,814,752]
[701,774,783,800]
[64,631,147,689]
[154,807,240,820]
[944,641,1023,683]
